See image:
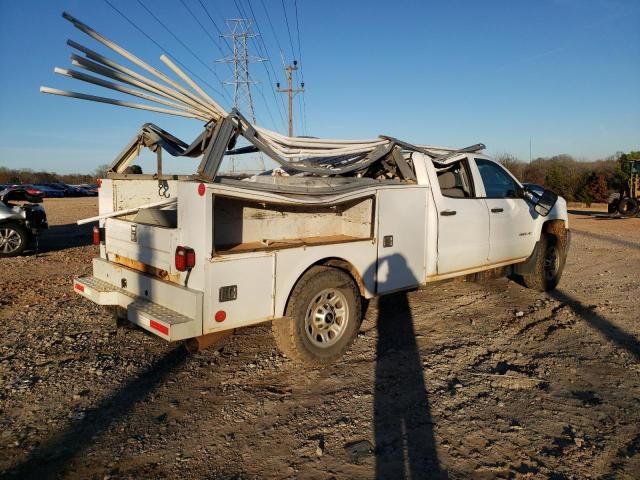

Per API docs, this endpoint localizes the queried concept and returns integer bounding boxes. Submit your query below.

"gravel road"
[1,198,639,479]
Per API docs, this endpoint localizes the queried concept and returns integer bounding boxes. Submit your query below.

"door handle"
[491,208,504,213]
[440,210,457,216]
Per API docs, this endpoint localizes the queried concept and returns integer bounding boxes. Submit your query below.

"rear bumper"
[73,257,203,341]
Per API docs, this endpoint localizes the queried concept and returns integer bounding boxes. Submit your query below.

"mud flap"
[513,240,542,275]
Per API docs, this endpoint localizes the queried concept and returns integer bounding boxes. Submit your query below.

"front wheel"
[522,234,566,292]
[618,198,639,217]
[0,223,29,257]
[272,266,362,367]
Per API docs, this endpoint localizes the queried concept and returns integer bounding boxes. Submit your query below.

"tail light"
[92,226,104,245]
[96,179,102,188]
[175,246,196,272]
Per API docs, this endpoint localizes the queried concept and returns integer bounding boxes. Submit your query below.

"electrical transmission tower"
[218,19,265,171]
[277,61,304,137]
[218,19,265,123]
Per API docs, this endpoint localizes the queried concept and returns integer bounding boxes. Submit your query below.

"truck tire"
[0,223,29,257]
[617,198,639,217]
[272,266,362,367]
[522,234,565,292]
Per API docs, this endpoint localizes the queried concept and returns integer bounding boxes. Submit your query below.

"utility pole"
[218,19,265,171]
[277,61,304,137]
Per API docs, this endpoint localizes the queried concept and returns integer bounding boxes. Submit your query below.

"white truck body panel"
[376,186,429,293]
[76,153,570,344]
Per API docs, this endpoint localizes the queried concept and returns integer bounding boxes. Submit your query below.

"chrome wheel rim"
[544,245,560,281]
[0,228,22,254]
[304,288,349,348]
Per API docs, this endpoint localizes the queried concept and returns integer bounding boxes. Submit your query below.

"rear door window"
[436,159,475,198]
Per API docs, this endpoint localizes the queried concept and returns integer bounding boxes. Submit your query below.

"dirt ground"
[1,198,639,479]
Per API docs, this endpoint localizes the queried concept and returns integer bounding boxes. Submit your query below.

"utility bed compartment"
[104,217,179,273]
[213,195,374,255]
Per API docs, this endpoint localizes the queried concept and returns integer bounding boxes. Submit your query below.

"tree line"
[497,151,640,203]
[2,151,639,203]
[0,165,108,186]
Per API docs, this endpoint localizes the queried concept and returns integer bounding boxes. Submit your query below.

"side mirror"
[533,189,558,216]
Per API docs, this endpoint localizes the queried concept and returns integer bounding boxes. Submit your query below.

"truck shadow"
[372,255,444,479]
[3,347,189,480]
[549,289,639,361]
[30,223,94,254]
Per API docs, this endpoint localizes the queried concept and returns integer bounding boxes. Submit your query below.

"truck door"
[376,186,428,294]
[433,157,490,274]
[473,158,537,263]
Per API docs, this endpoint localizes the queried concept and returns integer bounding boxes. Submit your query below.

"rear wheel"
[272,266,361,367]
[0,223,29,257]
[522,234,565,292]
[607,193,620,213]
[617,198,639,217]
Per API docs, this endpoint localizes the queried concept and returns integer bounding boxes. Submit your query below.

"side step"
[73,275,200,341]
[128,298,196,341]
[73,275,133,305]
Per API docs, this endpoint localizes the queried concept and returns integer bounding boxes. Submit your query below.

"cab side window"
[437,160,474,198]
[476,159,520,198]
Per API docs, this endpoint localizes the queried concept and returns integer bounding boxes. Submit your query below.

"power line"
[132,0,231,102]
[178,0,232,69]
[101,0,227,103]
[292,0,307,134]
[258,0,286,63]
[256,0,290,129]
[255,84,278,131]
[241,0,288,130]
[224,1,283,130]
[280,0,297,60]
[280,0,306,134]
[196,0,234,53]
[293,0,303,80]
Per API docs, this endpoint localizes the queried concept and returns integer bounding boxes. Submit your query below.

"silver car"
[0,188,48,257]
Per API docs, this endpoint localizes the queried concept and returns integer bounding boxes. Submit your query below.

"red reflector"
[92,226,100,245]
[150,320,169,335]
[74,283,84,293]
[197,183,206,196]
[215,310,226,322]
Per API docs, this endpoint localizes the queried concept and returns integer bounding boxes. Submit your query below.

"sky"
[0,0,638,174]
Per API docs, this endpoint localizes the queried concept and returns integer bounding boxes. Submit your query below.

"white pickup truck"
[38,13,569,365]
[73,119,570,366]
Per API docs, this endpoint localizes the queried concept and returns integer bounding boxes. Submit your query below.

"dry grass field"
[1,198,639,479]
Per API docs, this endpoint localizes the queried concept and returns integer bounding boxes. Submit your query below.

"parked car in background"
[60,184,84,197]
[0,185,46,202]
[71,184,99,196]
[31,184,66,198]
[0,187,48,257]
